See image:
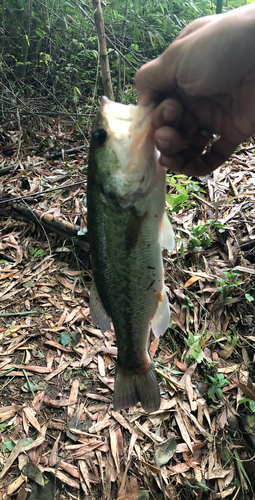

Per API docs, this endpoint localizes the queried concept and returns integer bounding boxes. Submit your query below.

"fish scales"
[87,97,175,412]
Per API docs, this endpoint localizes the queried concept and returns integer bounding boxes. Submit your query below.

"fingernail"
[156,138,169,149]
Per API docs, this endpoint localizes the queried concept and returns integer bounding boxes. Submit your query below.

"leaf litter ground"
[0,118,255,500]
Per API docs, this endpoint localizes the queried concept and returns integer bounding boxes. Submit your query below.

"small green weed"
[206,372,230,401]
[187,220,227,251]
[187,223,213,251]
[166,175,199,214]
[217,271,241,301]
[58,331,71,347]
[238,398,255,413]
[245,293,255,302]
[29,248,46,259]
[183,295,194,310]
[184,331,205,364]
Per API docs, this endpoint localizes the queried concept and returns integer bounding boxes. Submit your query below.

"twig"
[44,145,86,160]
[4,202,89,251]
[0,180,86,205]
[0,311,38,317]
[0,165,17,177]
[192,193,214,208]
[227,175,239,197]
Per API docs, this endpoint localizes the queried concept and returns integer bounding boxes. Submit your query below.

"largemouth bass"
[87,97,174,412]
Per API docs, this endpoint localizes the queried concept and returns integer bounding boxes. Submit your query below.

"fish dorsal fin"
[89,278,111,332]
[151,286,170,337]
[160,212,175,252]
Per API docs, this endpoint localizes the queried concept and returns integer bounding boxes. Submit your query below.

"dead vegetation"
[0,118,255,500]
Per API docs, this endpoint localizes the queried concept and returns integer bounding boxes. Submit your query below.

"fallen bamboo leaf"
[59,461,80,478]
[86,392,111,403]
[22,436,45,452]
[155,438,177,467]
[206,468,234,480]
[88,415,111,433]
[44,467,80,488]
[23,407,41,432]
[68,379,79,417]
[0,404,23,422]
[136,458,160,474]
[49,432,61,467]
[79,460,91,492]
[111,410,134,434]
[109,426,120,473]
[44,361,72,381]
[44,339,73,353]
[237,378,255,401]
[0,437,26,480]
[7,473,25,495]
[175,411,193,453]
[168,463,190,475]
[184,275,204,288]
[155,367,185,391]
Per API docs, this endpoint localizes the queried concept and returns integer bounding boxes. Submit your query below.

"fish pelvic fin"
[89,278,111,332]
[160,211,175,252]
[151,285,170,338]
[113,361,160,412]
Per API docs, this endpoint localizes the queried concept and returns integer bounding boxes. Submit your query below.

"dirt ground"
[0,117,255,500]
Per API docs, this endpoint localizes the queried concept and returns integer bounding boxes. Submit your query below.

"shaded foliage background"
[1,0,254,122]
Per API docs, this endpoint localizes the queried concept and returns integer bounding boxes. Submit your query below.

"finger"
[159,152,184,172]
[155,127,188,155]
[182,130,212,157]
[178,106,199,141]
[182,137,238,176]
[152,98,183,129]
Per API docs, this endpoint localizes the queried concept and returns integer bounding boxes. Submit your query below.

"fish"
[87,96,175,412]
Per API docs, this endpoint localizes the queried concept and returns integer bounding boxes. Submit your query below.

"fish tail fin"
[113,361,160,412]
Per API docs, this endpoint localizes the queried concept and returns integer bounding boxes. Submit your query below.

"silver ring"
[199,129,214,139]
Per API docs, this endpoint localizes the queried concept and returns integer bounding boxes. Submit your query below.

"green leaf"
[2,438,34,453]
[180,243,185,259]
[155,438,177,467]
[245,293,254,302]
[138,492,149,500]
[249,401,255,413]
[60,331,71,347]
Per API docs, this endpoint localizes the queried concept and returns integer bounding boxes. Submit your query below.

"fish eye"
[93,129,107,145]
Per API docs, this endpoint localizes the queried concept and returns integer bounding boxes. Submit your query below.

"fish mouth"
[100,96,155,143]
[92,96,157,205]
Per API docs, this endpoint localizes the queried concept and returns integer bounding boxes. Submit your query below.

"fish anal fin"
[89,278,111,332]
[160,211,175,252]
[113,361,160,412]
[151,286,170,337]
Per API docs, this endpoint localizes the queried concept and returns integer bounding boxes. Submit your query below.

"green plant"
[183,294,194,310]
[217,271,241,301]
[206,372,230,401]
[184,331,205,364]
[245,293,255,302]
[187,219,227,251]
[238,398,255,413]
[29,248,46,259]
[166,175,199,214]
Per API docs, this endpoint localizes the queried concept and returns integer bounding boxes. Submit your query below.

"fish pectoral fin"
[160,211,175,252]
[113,361,160,412]
[151,286,170,337]
[89,278,111,332]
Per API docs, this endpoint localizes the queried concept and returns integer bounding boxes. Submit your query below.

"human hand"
[136,5,255,176]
